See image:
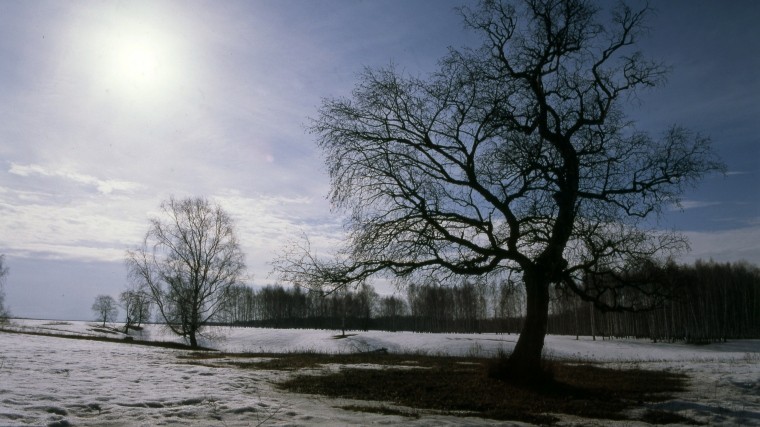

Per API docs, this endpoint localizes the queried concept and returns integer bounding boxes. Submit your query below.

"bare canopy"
[274,0,724,378]
[91,294,118,327]
[119,288,152,333]
[126,197,245,348]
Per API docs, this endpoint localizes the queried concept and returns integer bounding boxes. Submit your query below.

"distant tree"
[274,0,724,379]
[0,254,9,322]
[336,286,351,337]
[378,295,408,332]
[92,295,119,327]
[125,197,246,348]
[216,284,256,323]
[119,288,152,333]
[356,283,378,331]
[379,295,407,318]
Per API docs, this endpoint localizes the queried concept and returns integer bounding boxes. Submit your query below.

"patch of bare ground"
[256,353,701,425]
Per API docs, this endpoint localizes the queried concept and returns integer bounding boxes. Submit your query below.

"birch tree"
[126,197,245,348]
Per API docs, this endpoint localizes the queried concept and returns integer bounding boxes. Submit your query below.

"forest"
[216,259,760,344]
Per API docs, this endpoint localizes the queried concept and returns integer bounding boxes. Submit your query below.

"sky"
[0,0,758,321]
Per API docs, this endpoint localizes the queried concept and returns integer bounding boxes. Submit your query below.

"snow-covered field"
[1,319,758,426]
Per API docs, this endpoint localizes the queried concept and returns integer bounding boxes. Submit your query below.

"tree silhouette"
[92,295,118,327]
[274,0,724,379]
[120,288,152,333]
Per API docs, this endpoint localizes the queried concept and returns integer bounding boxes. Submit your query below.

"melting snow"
[1,319,758,426]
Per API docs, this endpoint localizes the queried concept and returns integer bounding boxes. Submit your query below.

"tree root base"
[487,353,556,387]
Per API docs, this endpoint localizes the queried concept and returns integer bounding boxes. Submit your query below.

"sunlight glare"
[113,34,163,87]
[79,8,191,112]
[104,30,174,100]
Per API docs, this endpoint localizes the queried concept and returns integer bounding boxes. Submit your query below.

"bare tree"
[274,0,724,379]
[92,295,119,327]
[0,255,9,322]
[119,288,152,333]
[126,197,246,348]
[356,282,378,331]
[378,295,407,332]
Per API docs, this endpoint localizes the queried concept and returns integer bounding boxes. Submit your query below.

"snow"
[1,319,758,426]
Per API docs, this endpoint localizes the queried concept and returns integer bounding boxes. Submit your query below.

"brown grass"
[266,353,696,425]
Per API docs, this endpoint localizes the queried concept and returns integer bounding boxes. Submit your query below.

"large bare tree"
[274,0,724,379]
[126,197,246,348]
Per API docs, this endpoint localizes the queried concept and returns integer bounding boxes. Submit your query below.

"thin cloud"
[0,195,148,262]
[9,163,142,195]
[683,226,760,265]
[212,190,344,277]
[670,200,722,211]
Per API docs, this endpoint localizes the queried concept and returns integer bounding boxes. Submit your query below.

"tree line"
[216,259,759,343]
[215,283,377,335]
[547,260,760,343]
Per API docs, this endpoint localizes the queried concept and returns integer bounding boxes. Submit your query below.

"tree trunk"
[574,297,579,340]
[341,312,346,337]
[505,272,551,379]
[189,331,198,348]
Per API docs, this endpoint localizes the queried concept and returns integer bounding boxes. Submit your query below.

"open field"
[1,319,758,426]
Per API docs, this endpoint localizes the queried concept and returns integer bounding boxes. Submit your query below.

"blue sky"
[1,0,758,320]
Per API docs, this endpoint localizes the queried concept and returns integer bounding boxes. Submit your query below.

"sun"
[60,1,198,112]
[79,10,188,110]
[111,34,164,89]
[103,30,175,100]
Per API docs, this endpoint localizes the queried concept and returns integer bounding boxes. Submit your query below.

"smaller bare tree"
[126,197,246,347]
[0,255,9,323]
[92,295,119,327]
[120,289,152,333]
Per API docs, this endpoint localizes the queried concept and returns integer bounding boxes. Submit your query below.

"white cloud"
[0,192,149,263]
[9,163,141,195]
[670,199,722,211]
[0,185,343,284]
[682,226,760,265]
[212,189,344,282]
[5,243,127,263]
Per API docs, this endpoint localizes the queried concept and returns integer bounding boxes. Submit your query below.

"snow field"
[1,319,758,426]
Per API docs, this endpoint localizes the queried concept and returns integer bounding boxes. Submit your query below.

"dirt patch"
[276,355,694,425]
